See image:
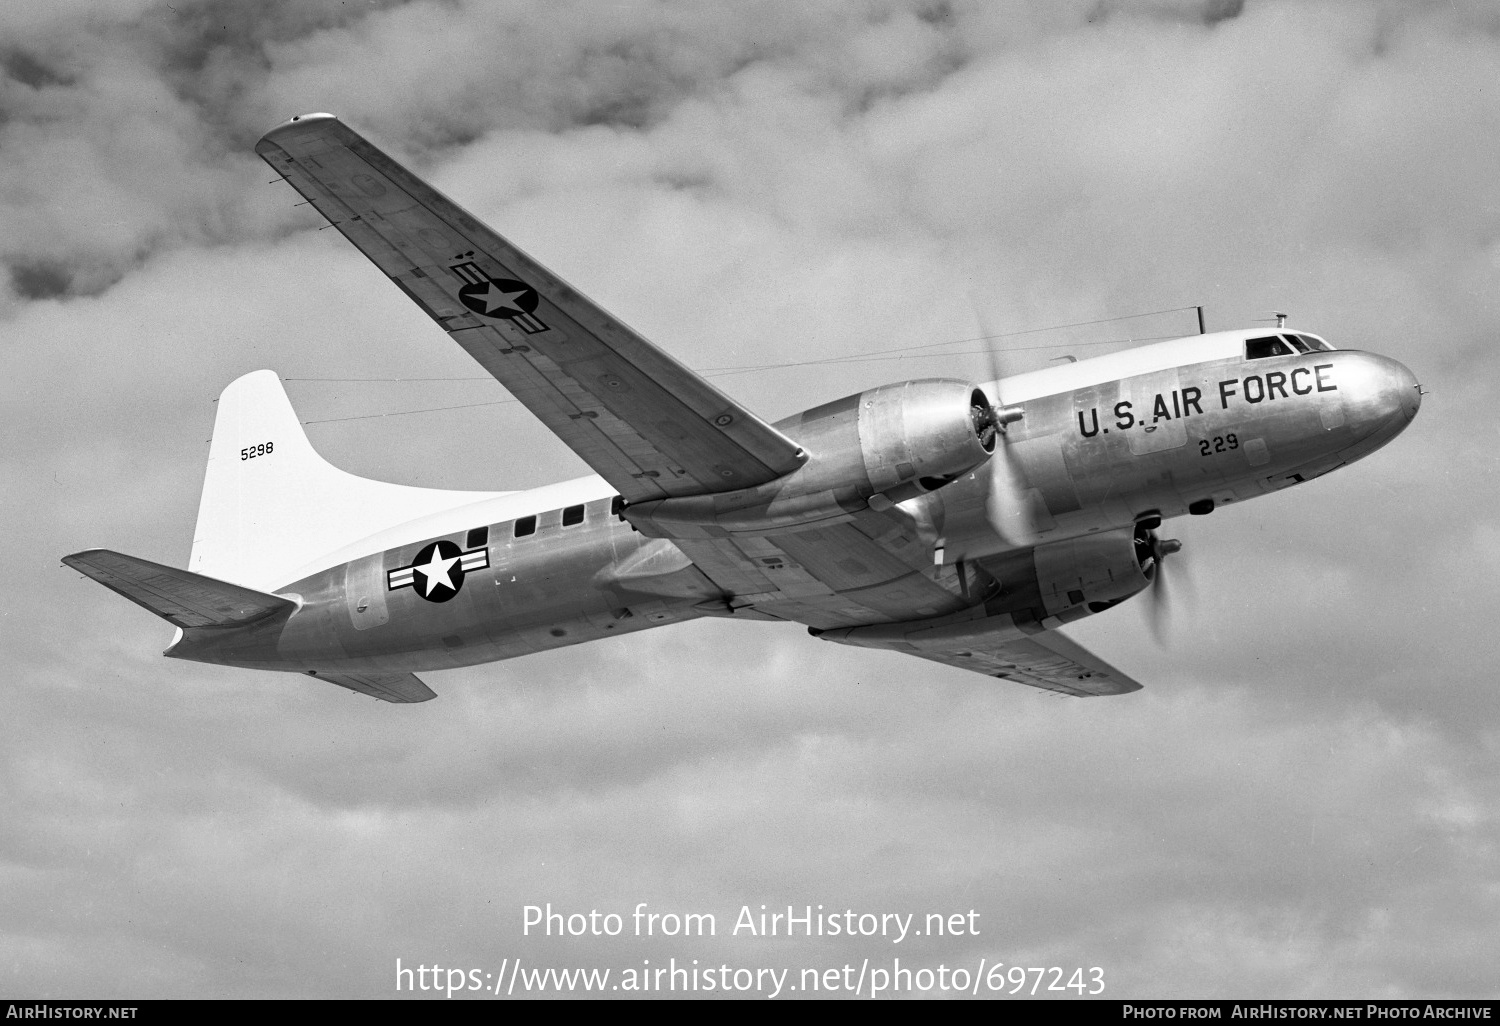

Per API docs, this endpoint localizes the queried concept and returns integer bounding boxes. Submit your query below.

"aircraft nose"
[1373,354,1421,426]
[1392,358,1422,422]
[1343,352,1421,438]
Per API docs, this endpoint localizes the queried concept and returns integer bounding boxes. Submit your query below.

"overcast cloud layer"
[4,0,1498,1000]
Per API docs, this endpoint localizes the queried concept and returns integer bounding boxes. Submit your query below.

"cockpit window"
[1295,333,1332,351]
[1245,335,1293,359]
[1282,334,1310,353]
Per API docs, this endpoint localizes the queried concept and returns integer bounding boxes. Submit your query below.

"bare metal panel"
[1012,436,1081,516]
[1124,367,1189,455]
[343,552,390,631]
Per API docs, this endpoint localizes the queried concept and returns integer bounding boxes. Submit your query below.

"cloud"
[4,0,1497,1000]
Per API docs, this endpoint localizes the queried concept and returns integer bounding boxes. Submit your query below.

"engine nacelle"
[789,378,999,498]
[1030,524,1156,622]
[626,379,997,537]
[808,523,1162,653]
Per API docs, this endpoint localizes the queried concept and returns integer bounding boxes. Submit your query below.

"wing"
[255,116,969,623]
[62,549,295,629]
[814,621,1142,697]
[304,670,436,704]
[255,113,805,503]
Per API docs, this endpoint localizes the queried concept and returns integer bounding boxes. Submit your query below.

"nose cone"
[1370,353,1422,426]
[1341,352,1421,446]
[1392,358,1422,423]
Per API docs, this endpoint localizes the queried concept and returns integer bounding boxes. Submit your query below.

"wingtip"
[61,547,111,568]
[258,112,340,148]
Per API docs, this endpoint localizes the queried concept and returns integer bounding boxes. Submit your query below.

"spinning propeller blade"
[1142,533,1184,645]
[971,296,1035,549]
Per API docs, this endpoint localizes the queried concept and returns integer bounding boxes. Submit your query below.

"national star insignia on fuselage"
[413,545,460,597]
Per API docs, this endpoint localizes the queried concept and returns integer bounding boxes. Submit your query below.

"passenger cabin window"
[514,515,537,538]
[1245,335,1293,360]
[562,504,585,527]
[466,526,489,548]
[610,495,625,517]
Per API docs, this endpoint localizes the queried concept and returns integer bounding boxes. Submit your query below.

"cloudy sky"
[5,0,1498,1000]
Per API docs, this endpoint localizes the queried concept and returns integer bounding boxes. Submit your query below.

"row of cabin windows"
[515,503,581,536]
[461,495,627,547]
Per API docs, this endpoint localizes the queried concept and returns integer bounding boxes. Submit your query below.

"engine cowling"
[807,523,1163,651]
[803,378,999,494]
[626,379,997,537]
[1027,524,1157,620]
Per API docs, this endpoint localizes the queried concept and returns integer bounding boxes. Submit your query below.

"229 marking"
[1199,433,1238,456]
[241,441,274,461]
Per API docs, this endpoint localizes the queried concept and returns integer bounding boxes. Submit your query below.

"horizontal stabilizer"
[305,669,436,704]
[62,549,295,629]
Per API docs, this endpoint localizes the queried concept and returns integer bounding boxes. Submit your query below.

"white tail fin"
[189,370,502,591]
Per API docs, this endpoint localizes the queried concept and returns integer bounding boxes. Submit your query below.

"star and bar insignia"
[451,261,549,334]
[387,539,489,603]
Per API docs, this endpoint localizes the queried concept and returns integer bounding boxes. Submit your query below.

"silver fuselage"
[168,336,1420,674]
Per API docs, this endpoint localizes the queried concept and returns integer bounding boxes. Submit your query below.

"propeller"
[970,295,1035,550]
[1137,528,1185,645]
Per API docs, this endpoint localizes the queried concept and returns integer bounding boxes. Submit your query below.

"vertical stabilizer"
[189,370,503,591]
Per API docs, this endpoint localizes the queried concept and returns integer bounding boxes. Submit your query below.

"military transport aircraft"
[62,114,1423,703]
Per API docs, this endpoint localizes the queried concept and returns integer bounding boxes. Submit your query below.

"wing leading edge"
[255,114,805,504]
